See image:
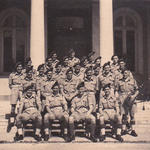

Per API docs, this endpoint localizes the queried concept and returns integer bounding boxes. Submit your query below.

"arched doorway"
[114,8,143,73]
[0,8,29,74]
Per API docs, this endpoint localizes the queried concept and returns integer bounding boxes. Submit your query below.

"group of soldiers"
[8,49,139,142]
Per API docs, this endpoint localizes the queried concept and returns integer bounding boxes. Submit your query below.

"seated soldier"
[43,82,69,141]
[98,84,123,142]
[68,82,97,142]
[115,69,139,136]
[15,85,42,141]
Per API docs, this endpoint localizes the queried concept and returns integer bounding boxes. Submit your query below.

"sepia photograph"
[0,0,149,149]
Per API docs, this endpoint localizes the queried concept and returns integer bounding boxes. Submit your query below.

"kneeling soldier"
[98,84,123,142]
[68,82,97,142]
[16,85,42,141]
[43,82,69,141]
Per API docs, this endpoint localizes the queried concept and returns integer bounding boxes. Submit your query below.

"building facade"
[0,0,149,97]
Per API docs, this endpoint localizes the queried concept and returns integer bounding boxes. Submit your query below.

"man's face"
[52,86,59,94]
[120,61,126,69]
[83,59,88,66]
[112,56,119,64]
[123,70,129,79]
[104,87,110,96]
[47,71,53,79]
[79,87,85,95]
[94,67,100,76]
[39,67,44,75]
[52,53,57,61]
[47,58,53,66]
[16,64,22,73]
[27,70,33,78]
[66,71,73,80]
[64,58,69,66]
[95,59,101,65]
[86,70,92,79]
[26,89,33,97]
[56,65,62,73]
[74,65,81,73]
[104,65,110,73]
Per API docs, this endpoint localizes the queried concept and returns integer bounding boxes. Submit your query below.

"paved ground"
[0,99,150,149]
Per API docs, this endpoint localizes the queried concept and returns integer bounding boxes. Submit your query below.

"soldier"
[94,56,102,68]
[110,55,120,74]
[68,49,80,67]
[84,67,99,111]
[59,68,79,109]
[19,67,37,98]
[15,85,42,141]
[44,56,53,73]
[8,62,23,127]
[116,59,133,81]
[68,82,97,142]
[22,57,37,78]
[53,62,65,82]
[73,63,84,82]
[61,56,70,75]
[87,51,95,67]
[50,51,59,68]
[115,69,139,137]
[98,84,123,142]
[40,69,56,112]
[43,82,69,141]
[36,64,46,97]
[80,56,89,73]
[99,62,115,95]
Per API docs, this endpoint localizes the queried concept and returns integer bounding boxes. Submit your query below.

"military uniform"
[44,93,69,140]
[52,59,59,69]
[110,63,120,74]
[59,77,79,107]
[73,71,84,82]
[16,94,42,140]
[84,76,98,110]
[115,76,138,128]
[98,92,122,141]
[68,93,96,141]
[20,76,37,95]
[9,72,24,105]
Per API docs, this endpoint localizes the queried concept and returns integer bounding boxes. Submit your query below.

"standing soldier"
[50,51,59,69]
[43,82,69,141]
[44,57,53,73]
[68,49,80,67]
[59,68,79,109]
[53,62,65,82]
[115,69,139,137]
[73,63,84,82]
[87,51,95,67]
[110,55,120,74]
[40,69,56,112]
[61,56,70,75]
[68,82,97,142]
[36,64,46,97]
[22,57,37,78]
[19,67,37,98]
[15,85,42,141]
[8,62,23,128]
[99,62,115,95]
[80,56,90,73]
[84,67,99,111]
[98,84,123,142]
[94,56,102,68]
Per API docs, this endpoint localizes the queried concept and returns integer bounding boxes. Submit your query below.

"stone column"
[92,1,100,58]
[99,0,114,65]
[30,0,45,69]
